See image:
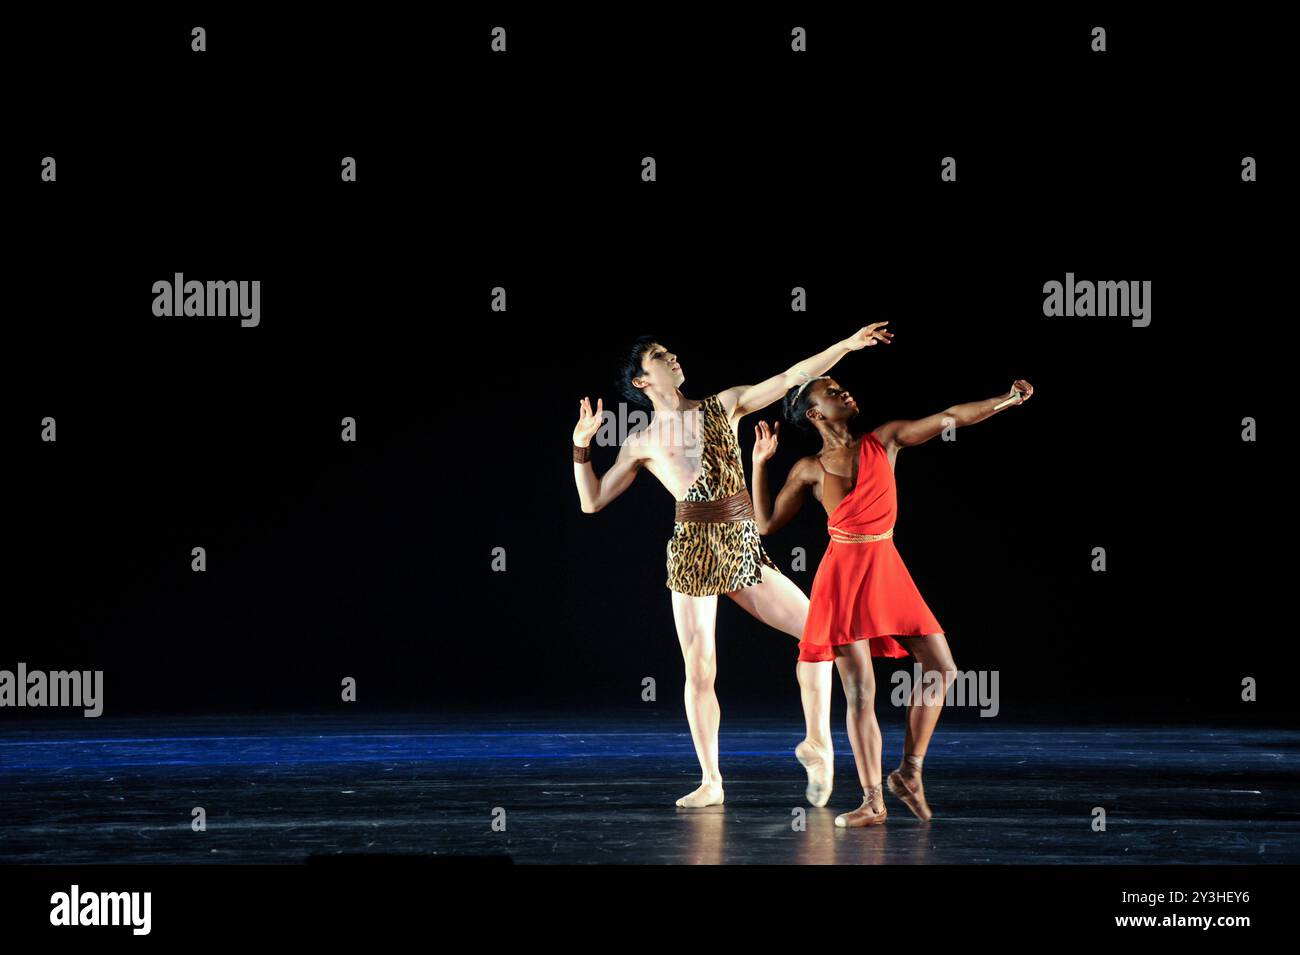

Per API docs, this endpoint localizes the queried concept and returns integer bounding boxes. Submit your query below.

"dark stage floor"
[1,714,1296,864]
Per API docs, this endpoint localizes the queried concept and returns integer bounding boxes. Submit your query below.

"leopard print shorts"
[666,518,780,597]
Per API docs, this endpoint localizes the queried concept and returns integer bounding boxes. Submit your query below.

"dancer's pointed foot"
[887,758,932,820]
[676,781,725,808]
[795,739,834,808]
[835,782,887,828]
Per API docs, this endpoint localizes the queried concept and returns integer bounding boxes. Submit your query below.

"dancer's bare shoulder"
[787,454,824,499]
[790,454,822,479]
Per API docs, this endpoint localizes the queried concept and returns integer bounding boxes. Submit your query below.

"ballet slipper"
[675,781,725,808]
[834,783,887,828]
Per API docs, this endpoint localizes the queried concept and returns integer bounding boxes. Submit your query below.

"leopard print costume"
[666,394,780,596]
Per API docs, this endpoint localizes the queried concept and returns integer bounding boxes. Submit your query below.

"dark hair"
[783,380,820,429]
[617,335,659,409]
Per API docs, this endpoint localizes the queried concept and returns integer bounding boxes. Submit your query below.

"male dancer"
[750,374,1033,825]
[572,325,893,808]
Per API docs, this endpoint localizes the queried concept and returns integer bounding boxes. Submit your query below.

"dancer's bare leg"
[671,592,725,807]
[831,641,886,827]
[889,633,957,819]
[725,571,835,806]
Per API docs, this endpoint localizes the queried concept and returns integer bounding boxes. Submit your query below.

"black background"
[6,8,1289,724]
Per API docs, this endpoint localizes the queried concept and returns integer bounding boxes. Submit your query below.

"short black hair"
[783,380,821,429]
[617,335,659,409]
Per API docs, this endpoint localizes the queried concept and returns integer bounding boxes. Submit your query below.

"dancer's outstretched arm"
[876,379,1034,451]
[750,420,816,534]
[572,396,644,513]
[717,323,893,421]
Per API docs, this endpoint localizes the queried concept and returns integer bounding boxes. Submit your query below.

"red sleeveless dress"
[797,432,944,663]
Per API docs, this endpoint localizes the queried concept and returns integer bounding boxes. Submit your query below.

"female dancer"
[751,374,1032,826]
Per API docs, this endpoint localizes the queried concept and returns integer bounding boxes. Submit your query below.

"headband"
[793,373,830,402]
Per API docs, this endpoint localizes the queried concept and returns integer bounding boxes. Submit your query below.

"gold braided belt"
[828,525,894,544]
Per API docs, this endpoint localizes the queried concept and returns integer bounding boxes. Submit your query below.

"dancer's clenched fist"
[573,396,603,448]
[1007,380,1034,405]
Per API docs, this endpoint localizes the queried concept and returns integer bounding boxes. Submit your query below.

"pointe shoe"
[835,784,887,828]
[795,739,834,808]
[887,765,933,821]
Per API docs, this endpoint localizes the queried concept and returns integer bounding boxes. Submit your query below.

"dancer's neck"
[816,421,855,450]
[647,388,694,415]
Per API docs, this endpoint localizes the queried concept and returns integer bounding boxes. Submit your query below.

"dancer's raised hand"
[844,322,893,350]
[752,420,780,464]
[573,396,603,447]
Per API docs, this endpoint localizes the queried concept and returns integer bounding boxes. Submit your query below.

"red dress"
[798,432,944,663]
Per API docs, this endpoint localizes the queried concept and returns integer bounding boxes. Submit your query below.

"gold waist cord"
[827,525,894,544]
